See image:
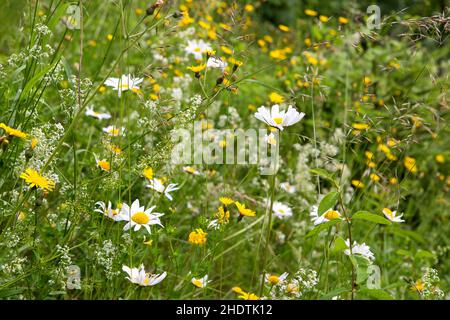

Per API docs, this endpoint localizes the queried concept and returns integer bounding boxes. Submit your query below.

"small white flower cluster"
[17,123,64,176]
[0,228,21,248]
[95,240,120,279]
[0,256,27,276]
[35,23,52,37]
[269,267,319,299]
[420,268,445,299]
[47,245,73,291]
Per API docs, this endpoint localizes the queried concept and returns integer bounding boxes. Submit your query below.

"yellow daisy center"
[131,212,150,224]
[192,279,203,288]
[273,117,283,124]
[383,208,393,219]
[268,275,280,285]
[324,210,340,220]
[108,128,119,135]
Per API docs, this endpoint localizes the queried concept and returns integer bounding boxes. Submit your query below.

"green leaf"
[318,191,339,216]
[0,288,23,298]
[391,228,425,244]
[415,249,435,260]
[21,62,57,98]
[352,211,391,225]
[395,249,412,257]
[359,288,394,300]
[306,219,340,238]
[310,168,338,186]
[332,236,348,253]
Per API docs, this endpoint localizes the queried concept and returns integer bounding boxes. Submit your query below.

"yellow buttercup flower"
[20,168,55,192]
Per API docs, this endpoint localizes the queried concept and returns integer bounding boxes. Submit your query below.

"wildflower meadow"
[0,0,449,302]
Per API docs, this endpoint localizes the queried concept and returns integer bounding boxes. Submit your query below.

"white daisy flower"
[254,104,305,130]
[280,182,296,194]
[344,239,375,262]
[185,39,212,60]
[146,178,180,201]
[206,56,227,71]
[104,74,143,97]
[382,208,404,223]
[94,201,126,222]
[272,202,293,219]
[122,264,167,286]
[102,125,124,137]
[121,199,164,234]
[265,272,289,286]
[85,107,111,120]
[191,275,210,288]
[310,205,342,225]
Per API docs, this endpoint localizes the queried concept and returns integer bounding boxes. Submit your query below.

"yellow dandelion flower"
[339,16,349,24]
[97,159,110,171]
[187,64,206,74]
[352,123,370,130]
[235,201,256,217]
[278,24,290,32]
[263,35,273,43]
[245,4,254,12]
[188,228,207,245]
[219,197,234,206]
[411,279,424,292]
[269,92,284,104]
[0,123,28,139]
[435,154,445,164]
[351,179,365,189]
[404,156,417,173]
[20,168,55,192]
[31,138,39,150]
[305,9,318,17]
[319,15,329,22]
[143,167,154,180]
